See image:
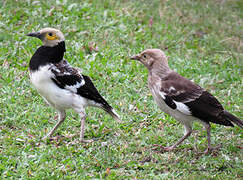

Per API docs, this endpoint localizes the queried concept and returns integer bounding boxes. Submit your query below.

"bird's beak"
[26,31,42,39]
[130,54,140,61]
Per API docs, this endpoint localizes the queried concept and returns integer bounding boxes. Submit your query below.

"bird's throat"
[29,41,66,71]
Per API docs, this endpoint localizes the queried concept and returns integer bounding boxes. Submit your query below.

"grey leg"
[153,124,192,151]
[164,131,192,151]
[205,123,212,154]
[164,125,192,151]
[42,110,66,140]
[79,112,93,143]
[204,123,222,154]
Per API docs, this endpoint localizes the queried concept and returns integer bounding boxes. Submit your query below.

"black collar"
[29,41,66,71]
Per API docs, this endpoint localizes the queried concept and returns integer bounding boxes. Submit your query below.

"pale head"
[26,28,65,47]
[130,49,169,71]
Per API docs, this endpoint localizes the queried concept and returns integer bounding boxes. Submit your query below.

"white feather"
[159,91,166,99]
[65,79,85,93]
[169,86,175,92]
[174,101,191,115]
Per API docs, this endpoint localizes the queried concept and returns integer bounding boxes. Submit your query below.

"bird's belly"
[38,84,73,109]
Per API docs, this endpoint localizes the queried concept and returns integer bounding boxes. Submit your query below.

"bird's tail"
[224,111,243,129]
[102,106,121,123]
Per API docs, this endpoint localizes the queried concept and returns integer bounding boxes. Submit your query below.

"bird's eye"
[46,32,57,40]
[143,54,147,58]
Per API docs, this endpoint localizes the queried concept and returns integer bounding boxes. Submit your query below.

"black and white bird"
[131,49,242,153]
[27,28,120,142]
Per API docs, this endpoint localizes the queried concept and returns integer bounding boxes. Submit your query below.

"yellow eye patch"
[46,33,59,40]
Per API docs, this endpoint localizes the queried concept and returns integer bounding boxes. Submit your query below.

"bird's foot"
[80,139,94,143]
[152,144,175,152]
[204,144,222,154]
[42,136,49,141]
[163,146,175,151]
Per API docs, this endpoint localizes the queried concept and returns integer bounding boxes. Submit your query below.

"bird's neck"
[29,41,66,71]
[149,61,171,78]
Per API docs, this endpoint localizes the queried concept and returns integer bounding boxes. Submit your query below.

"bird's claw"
[204,144,222,154]
[152,144,174,152]
[80,139,94,143]
[42,136,49,141]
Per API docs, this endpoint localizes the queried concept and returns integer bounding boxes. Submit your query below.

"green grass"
[0,0,242,179]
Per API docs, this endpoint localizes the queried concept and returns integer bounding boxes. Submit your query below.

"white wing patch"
[174,101,191,115]
[159,91,166,99]
[169,86,176,92]
[64,79,85,93]
[49,64,60,73]
[48,60,86,93]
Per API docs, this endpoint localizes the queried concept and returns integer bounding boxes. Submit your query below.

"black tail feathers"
[102,105,121,123]
[224,111,243,129]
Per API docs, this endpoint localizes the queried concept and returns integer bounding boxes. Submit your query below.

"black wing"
[77,75,111,108]
[50,60,111,109]
[50,60,85,90]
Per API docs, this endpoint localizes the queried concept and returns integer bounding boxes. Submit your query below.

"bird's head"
[26,28,65,47]
[130,49,168,70]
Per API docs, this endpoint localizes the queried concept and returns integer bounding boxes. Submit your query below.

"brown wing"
[160,72,232,126]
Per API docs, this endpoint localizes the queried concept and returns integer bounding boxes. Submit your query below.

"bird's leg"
[80,113,93,143]
[163,130,192,151]
[153,125,192,151]
[42,110,66,140]
[204,123,222,154]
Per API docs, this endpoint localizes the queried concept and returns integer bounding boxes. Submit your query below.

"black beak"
[130,55,140,60]
[26,31,41,39]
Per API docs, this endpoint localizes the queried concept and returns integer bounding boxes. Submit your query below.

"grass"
[0,0,242,179]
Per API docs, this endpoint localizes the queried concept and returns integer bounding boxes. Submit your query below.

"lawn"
[0,0,242,179]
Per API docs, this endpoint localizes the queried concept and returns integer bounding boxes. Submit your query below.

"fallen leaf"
[106,168,110,176]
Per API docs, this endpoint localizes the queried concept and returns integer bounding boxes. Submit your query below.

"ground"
[0,0,242,179]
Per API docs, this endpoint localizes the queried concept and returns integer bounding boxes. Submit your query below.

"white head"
[26,27,65,47]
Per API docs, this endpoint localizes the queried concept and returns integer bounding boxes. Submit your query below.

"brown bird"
[131,49,242,154]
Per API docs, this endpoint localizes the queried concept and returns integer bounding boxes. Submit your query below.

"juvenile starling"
[131,49,242,153]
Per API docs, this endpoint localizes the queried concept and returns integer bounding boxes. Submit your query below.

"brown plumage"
[131,49,242,153]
